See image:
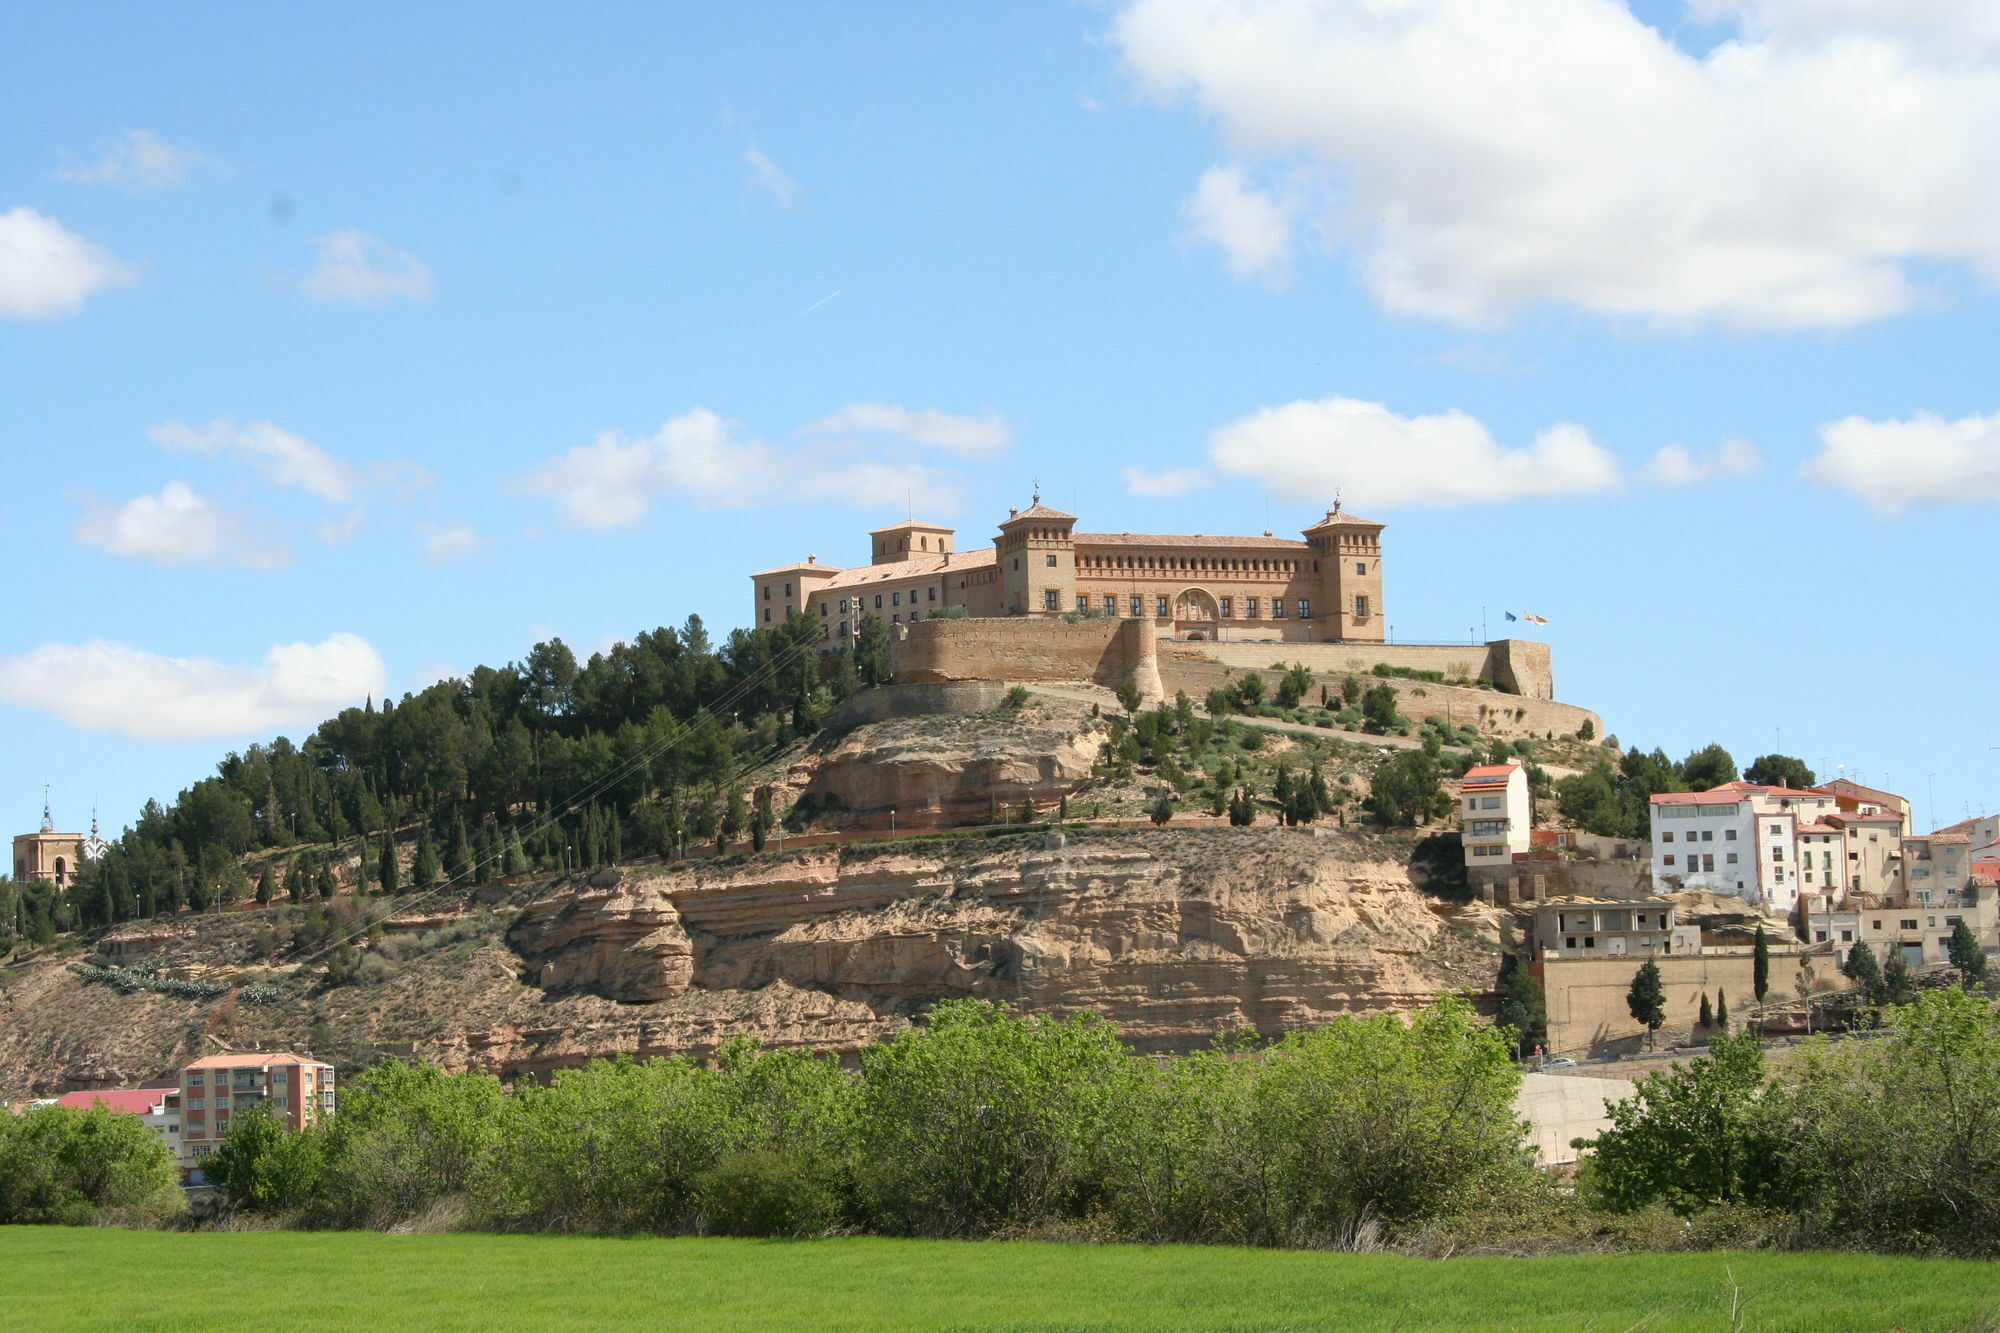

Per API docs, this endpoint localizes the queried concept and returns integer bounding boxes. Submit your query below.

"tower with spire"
[15,791,87,889]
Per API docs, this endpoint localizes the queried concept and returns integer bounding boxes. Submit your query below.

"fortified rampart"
[1190,639,1554,700]
[891,617,1164,699]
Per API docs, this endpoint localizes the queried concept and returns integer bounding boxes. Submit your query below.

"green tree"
[1949,919,1989,986]
[852,613,892,687]
[1149,792,1174,826]
[1753,924,1771,1002]
[1494,954,1547,1058]
[1227,787,1257,826]
[1360,683,1399,734]
[1363,751,1448,828]
[1627,960,1667,1049]
[1699,991,1714,1029]
[1581,1032,1770,1214]
[1843,940,1885,1004]
[315,862,336,901]
[1115,679,1143,713]
[0,1103,185,1226]
[1204,687,1236,718]
[1715,989,1729,1031]
[1744,753,1816,789]
[719,786,747,854]
[378,837,400,895]
[254,862,274,906]
[411,832,441,888]
[1277,663,1313,709]
[1882,946,1915,1005]
[207,1106,325,1214]
[1680,742,1738,790]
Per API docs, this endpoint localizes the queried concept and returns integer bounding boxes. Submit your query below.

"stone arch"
[1173,587,1218,623]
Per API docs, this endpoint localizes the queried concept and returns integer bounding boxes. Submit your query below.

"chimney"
[807,553,817,564]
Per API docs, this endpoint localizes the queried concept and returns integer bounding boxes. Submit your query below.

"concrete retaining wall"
[821,680,1010,730]
[1539,951,1846,1057]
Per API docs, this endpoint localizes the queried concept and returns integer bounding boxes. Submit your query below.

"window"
[1043,554,1057,567]
[273,1096,288,1109]
[784,582,793,597]
[1663,855,1676,867]
[1901,919,1919,930]
[1815,930,1828,942]
[1156,596,1169,617]
[892,592,901,606]
[838,620,849,637]
[1354,594,1370,618]
[1470,819,1507,836]
[1076,594,1089,612]
[1465,797,1476,811]
[187,1097,204,1109]
[1246,597,1260,618]
[762,586,771,601]
[1701,830,1714,842]
[891,614,900,624]
[1297,599,1311,618]
[1044,590,1059,611]
[1220,597,1233,617]
[762,608,771,623]
[1272,599,1285,618]
[1703,854,1715,871]
[1129,596,1142,616]
[1565,937,1576,949]
[1103,596,1116,613]
[1584,937,1595,948]
[1481,796,1500,809]
[1772,847,1784,860]
[1012,558,1020,570]
[1725,852,1738,864]
[1841,929,1854,942]
[874,595,882,609]
[1770,824,1783,835]
[1355,562,1367,576]
[187,1074,203,1086]
[819,603,827,617]
[1725,829,1737,840]
[1662,831,1674,843]
[928,587,936,602]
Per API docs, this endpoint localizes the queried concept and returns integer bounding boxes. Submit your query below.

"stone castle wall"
[1188,638,1554,699]
[891,617,1162,697]
[821,680,1012,730]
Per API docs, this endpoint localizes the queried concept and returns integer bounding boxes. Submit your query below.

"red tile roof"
[186,1053,329,1070]
[1460,764,1520,789]
[748,561,844,579]
[1714,782,1826,798]
[816,547,998,591]
[1651,790,1748,806]
[52,1089,164,1115]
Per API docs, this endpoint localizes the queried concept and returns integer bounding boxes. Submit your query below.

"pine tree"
[1627,960,1667,1049]
[1948,919,1989,986]
[285,858,306,903]
[1752,924,1771,1002]
[719,787,746,854]
[1698,991,1714,1029]
[1017,798,1035,825]
[1149,792,1174,825]
[378,837,400,895]
[255,863,275,906]
[315,863,336,901]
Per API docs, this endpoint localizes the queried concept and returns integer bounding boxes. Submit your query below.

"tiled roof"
[1072,532,1310,551]
[1003,502,1076,523]
[1715,782,1826,798]
[1461,764,1520,788]
[1816,780,1906,806]
[186,1053,328,1070]
[1797,822,1838,834]
[814,547,998,592]
[1827,811,1902,824]
[1303,508,1384,530]
[868,519,955,533]
[52,1089,164,1115]
[1927,832,1972,845]
[1651,791,1748,806]
[748,561,844,579]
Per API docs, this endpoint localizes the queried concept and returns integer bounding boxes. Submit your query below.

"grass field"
[6,1229,2000,1332]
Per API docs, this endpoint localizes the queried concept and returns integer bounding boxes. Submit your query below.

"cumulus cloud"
[1114,0,2000,329]
[512,407,957,529]
[58,129,217,190]
[800,404,1013,456]
[1122,466,1210,498]
[1207,397,1621,509]
[151,418,367,502]
[1640,438,1763,485]
[745,144,798,207]
[416,521,491,565]
[0,207,133,319]
[1184,165,1296,282]
[301,230,432,304]
[1801,409,2000,514]
[0,632,387,742]
[74,482,290,568]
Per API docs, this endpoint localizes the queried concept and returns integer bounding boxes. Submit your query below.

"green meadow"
[6,1228,1999,1332]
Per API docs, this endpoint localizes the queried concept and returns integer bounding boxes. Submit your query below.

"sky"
[5,0,2000,843]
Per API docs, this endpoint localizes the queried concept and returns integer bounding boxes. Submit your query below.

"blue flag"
[1504,611,1517,622]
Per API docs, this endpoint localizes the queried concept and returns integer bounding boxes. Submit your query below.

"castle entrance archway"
[1173,587,1218,640]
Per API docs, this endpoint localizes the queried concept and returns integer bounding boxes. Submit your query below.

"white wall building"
[1460,763,1532,867]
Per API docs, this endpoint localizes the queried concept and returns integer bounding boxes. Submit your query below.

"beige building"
[1531,898,1701,961]
[1459,763,1531,867]
[750,496,1388,649]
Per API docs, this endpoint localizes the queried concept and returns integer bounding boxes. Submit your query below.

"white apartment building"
[1459,763,1532,867]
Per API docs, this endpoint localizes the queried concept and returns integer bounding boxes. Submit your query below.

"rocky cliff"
[0,826,1498,1097]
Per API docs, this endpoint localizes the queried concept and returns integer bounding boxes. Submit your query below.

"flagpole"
[1482,606,1487,642]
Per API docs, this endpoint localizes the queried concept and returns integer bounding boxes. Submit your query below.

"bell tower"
[1303,502,1385,643]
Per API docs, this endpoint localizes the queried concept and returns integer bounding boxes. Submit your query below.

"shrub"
[700,1149,841,1238]
[0,1104,185,1227]
[1002,686,1030,709]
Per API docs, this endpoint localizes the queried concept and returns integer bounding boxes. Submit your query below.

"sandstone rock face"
[508,826,1496,1056]
[795,705,1105,825]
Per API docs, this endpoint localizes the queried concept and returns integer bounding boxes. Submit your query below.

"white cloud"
[151,418,366,502]
[1207,397,1620,509]
[416,521,491,565]
[745,144,798,207]
[512,407,958,530]
[301,230,432,304]
[0,207,133,319]
[74,482,290,568]
[0,632,386,742]
[1122,466,1209,498]
[58,129,216,191]
[800,404,1013,456]
[317,507,366,546]
[1640,438,1763,486]
[1114,0,2000,329]
[1184,165,1295,282]
[1801,409,2000,514]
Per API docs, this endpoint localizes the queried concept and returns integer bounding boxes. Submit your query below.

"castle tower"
[996,494,1077,616]
[1303,503,1385,643]
[867,519,956,566]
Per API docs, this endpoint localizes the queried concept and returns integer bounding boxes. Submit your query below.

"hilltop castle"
[751,496,1387,648]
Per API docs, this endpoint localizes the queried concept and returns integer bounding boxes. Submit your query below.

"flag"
[1504,611,1517,622]
[1524,613,1549,625]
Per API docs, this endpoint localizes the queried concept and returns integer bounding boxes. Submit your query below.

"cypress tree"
[447,817,474,883]
[315,862,336,901]
[1627,960,1667,1049]
[378,836,400,895]
[1882,947,1915,1005]
[1948,919,1988,985]
[1698,991,1714,1029]
[255,863,275,906]
[1715,989,1729,1030]
[1752,924,1771,1002]
[1149,792,1174,826]
[606,808,623,864]
[412,832,441,887]
[503,828,527,878]
[285,857,306,903]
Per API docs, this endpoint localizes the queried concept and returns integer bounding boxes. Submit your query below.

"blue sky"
[5,0,2000,841]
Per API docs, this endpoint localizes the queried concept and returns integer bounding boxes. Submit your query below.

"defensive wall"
[1154,655,1600,743]
[891,617,1164,699]
[1188,638,1554,700]
[821,680,1011,731]
[1538,950,1847,1058]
